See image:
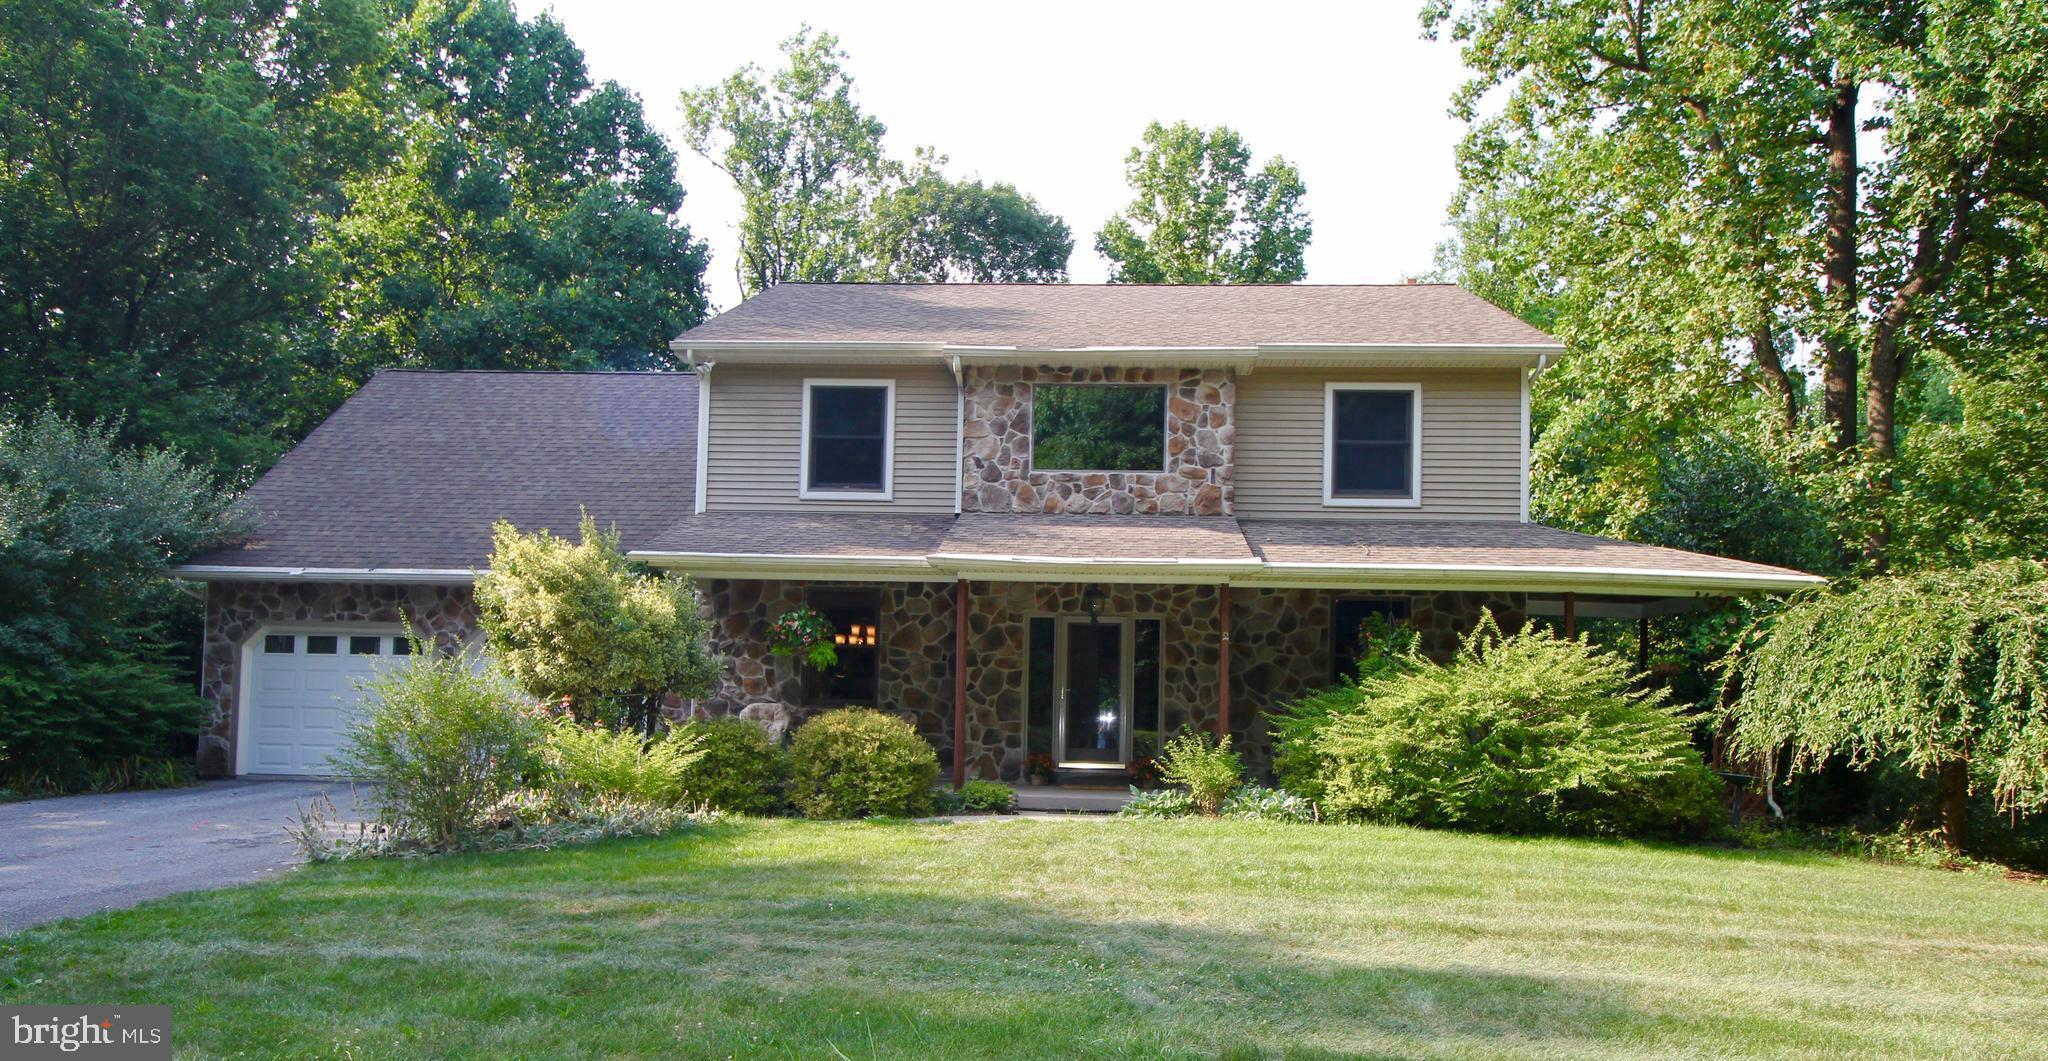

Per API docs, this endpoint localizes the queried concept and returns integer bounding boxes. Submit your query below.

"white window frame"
[1323,382,1423,508]
[800,377,896,501]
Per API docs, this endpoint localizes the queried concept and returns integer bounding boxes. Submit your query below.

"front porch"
[689,575,1528,784]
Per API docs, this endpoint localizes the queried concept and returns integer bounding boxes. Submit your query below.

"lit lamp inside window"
[834,622,877,647]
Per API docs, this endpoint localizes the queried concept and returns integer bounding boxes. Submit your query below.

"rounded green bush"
[787,708,939,819]
[673,717,788,815]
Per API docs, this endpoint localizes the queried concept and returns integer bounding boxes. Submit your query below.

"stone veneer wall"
[960,366,1235,515]
[200,581,478,776]
[693,579,957,754]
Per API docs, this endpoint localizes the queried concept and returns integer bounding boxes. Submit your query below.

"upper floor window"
[1324,383,1420,506]
[1031,384,1167,472]
[801,379,894,499]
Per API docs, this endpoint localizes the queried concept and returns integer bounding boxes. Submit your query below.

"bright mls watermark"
[6,1006,170,1059]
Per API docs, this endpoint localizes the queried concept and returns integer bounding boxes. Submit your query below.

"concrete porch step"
[1012,784,1134,814]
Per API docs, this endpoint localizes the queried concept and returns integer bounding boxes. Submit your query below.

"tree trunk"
[1751,320,1799,436]
[1935,758,1970,852]
[1819,80,1861,455]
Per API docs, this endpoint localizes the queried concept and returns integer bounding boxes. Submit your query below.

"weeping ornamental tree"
[1723,561,2048,849]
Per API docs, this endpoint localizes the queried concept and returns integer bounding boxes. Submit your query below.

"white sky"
[542,1,1476,312]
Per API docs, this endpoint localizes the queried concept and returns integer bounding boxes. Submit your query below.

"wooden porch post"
[1637,614,1651,672]
[953,578,968,790]
[1562,592,1578,640]
[1217,583,1232,740]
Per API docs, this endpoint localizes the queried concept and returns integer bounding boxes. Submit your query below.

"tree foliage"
[682,27,1070,293]
[1723,560,2048,847]
[1095,121,1311,284]
[0,0,386,472]
[0,413,242,787]
[1428,0,2048,571]
[858,156,1071,282]
[292,0,709,429]
[681,26,888,294]
[473,514,716,735]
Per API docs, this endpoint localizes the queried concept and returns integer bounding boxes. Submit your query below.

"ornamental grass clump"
[787,708,940,818]
[1314,612,1720,838]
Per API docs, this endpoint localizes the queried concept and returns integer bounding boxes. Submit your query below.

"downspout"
[691,354,713,515]
[951,355,964,516]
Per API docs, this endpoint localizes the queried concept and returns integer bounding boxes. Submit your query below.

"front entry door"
[1057,617,1131,767]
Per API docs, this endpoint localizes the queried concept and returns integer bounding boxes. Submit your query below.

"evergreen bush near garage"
[0,413,241,794]
[787,708,940,819]
[1311,613,1721,838]
[673,717,789,815]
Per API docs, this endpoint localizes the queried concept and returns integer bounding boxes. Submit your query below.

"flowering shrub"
[768,606,839,670]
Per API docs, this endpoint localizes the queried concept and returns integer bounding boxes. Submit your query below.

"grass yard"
[4,817,2046,1059]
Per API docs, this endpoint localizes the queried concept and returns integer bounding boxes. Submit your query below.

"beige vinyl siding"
[704,364,958,513]
[1234,368,1524,520]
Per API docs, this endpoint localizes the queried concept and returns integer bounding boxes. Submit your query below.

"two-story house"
[179,283,1821,783]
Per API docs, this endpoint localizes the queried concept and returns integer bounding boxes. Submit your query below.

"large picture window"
[1332,597,1412,683]
[1324,383,1420,506]
[802,380,893,498]
[805,589,881,704]
[1031,384,1167,472]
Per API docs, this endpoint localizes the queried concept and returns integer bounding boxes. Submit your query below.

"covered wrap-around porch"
[641,514,1821,787]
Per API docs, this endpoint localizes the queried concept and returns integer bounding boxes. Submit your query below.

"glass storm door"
[1057,617,1131,767]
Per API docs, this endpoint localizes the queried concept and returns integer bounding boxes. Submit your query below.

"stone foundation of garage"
[198,581,478,777]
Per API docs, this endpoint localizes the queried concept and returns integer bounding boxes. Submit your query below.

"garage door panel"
[242,628,403,777]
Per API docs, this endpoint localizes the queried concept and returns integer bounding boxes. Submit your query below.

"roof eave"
[669,340,1562,372]
[1239,562,1824,595]
[173,564,475,584]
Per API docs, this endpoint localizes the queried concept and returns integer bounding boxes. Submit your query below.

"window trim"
[1322,382,1423,508]
[799,378,896,501]
[1027,382,1172,475]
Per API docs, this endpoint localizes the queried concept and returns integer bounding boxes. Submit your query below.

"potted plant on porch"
[1025,752,1055,786]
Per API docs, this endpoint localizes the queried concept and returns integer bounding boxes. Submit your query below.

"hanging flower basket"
[768,606,839,671]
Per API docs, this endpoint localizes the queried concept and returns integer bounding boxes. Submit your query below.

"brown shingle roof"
[1240,520,1816,581]
[184,370,698,572]
[937,514,1256,563]
[678,283,1558,349]
[638,513,954,558]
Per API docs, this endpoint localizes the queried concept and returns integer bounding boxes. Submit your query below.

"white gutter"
[172,565,475,584]
[671,340,1561,370]
[1241,561,1824,595]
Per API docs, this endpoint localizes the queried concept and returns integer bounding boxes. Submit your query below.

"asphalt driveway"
[0,780,366,934]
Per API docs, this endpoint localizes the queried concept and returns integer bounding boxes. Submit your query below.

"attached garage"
[236,626,412,776]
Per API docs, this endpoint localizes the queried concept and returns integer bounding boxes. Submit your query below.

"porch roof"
[629,514,1823,596]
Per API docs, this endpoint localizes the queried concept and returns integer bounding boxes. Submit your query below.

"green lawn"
[4,818,2046,1059]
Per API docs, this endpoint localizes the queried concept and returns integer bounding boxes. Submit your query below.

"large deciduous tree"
[291,0,710,431]
[0,0,385,473]
[682,27,1071,292]
[1426,0,2048,571]
[858,156,1072,282]
[681,27,889,294]
[1095,121,1311,284]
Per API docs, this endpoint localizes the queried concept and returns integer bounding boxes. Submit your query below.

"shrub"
[1269,614,1419,802]
[1315,613,1721,838]
[959,779,1017,813]
[474,514,717,734]
[540,716,705,807]
[787,708,940,818]
[1221,784,1315,823]
[1157,730,1243,815]
[672,717,787,815]
[1119,786,1196,819]
[336,648,539,850]
[0,413,241,792]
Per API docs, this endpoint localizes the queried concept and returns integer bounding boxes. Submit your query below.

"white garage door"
[241,629,411,776]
